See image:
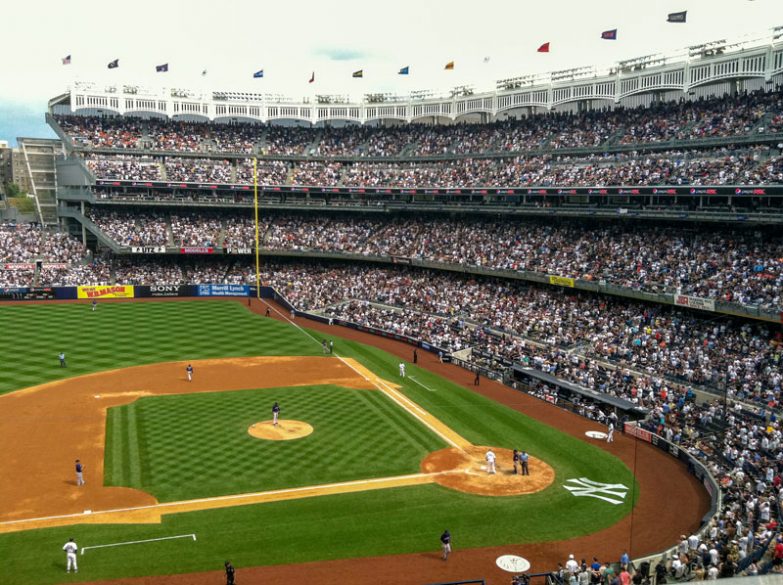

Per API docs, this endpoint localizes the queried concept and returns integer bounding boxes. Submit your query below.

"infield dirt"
[2,298,712,585]
[0,356,376,530]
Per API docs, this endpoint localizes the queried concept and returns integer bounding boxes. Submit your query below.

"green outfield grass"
[0,301,317,395]
[0,300,637,585]
[105,385,447,501]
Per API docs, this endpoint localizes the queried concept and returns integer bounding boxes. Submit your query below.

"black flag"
[667,11,687,23]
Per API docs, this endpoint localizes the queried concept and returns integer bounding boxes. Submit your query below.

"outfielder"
[63,538,78,573]
[272,401,280,426]
[485,449,496,474]
[186,364,193,382]
[59,352,67,367]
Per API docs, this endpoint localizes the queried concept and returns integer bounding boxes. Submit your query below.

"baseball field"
[0,299,707,585]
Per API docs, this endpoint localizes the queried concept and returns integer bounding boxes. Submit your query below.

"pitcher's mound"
[248,420,313,441]
[422,446,555,496]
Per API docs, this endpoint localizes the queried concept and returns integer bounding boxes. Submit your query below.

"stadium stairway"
[18,139,63,226]
[753,112,777,134]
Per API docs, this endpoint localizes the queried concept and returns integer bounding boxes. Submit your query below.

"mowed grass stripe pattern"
[0,302,638,585]
[0,301,318,395]
[105,385,447,502]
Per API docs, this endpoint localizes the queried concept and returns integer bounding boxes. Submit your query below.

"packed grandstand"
[2,36,783,579]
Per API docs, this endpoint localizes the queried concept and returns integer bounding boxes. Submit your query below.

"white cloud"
[0,0,781,111]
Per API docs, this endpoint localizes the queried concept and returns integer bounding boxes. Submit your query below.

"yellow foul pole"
[253,157,261,299]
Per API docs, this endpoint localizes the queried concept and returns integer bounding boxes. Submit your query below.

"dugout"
[510,366,648,420]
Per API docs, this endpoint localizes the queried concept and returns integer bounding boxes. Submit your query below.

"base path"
[0,356,376,530]
[4,298,711,585]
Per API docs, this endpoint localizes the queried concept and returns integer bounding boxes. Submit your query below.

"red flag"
[308,71,315,83]
[537,42,550,53]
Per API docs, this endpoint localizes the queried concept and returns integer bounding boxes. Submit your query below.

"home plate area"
[421,446,555,496]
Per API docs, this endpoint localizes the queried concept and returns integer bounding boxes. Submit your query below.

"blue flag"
[156,63,169,72]
[398,66,409,75]
[253,69,264,78]
[107,59,119,69]
[601,29,617,40]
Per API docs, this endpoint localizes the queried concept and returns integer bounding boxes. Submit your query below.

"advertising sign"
[549,275,576,288]
[674,295,715,312]
[77,285,135,299]
[196,284,249,297]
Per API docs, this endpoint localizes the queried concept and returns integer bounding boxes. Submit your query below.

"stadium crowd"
[78,147,783,188]
[78,211,783,310]
[53,89,783,157]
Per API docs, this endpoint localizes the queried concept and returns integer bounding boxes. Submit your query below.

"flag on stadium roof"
[201,69,207,76]
[107,59,119,69]
[601,29,617,40]
[398,66,409,75]
[352,70,363,78]
[537,42,550,53]
[667,11,687,23]
[483,56,491,63]
[444,61,455,70]
[156,63,169,73]
[308,71,315,83]
[61,55,71,65]
[253,69,264,78]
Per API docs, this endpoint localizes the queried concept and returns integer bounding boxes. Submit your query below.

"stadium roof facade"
[51,27,783,126]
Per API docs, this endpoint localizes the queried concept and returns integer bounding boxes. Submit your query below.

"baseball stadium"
[1,3,783,585]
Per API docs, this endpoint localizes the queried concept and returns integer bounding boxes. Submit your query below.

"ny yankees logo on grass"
[563,477,630,505]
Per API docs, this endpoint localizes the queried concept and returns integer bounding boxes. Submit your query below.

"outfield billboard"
[196,284,249,297]
[0,287,56,301]
[77,285,135,299]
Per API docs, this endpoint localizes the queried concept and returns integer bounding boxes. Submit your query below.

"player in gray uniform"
[440,529,451,560]
[75,459,85,486]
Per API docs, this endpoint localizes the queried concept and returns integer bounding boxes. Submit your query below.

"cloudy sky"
[1,0,782,144]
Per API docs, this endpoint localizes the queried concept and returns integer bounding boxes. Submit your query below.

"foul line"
[0,471,441,528]
[260,300,464,449]
[81,533,196,555]
[408,375,437,392]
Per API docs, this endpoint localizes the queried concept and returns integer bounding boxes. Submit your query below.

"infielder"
[75,459,85,486]
[485,449,496,474]
[272,401,280,426]
[399,362,406,377]
[607,422,615,443]
[63,538,78,573]
[186,364,193,382]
